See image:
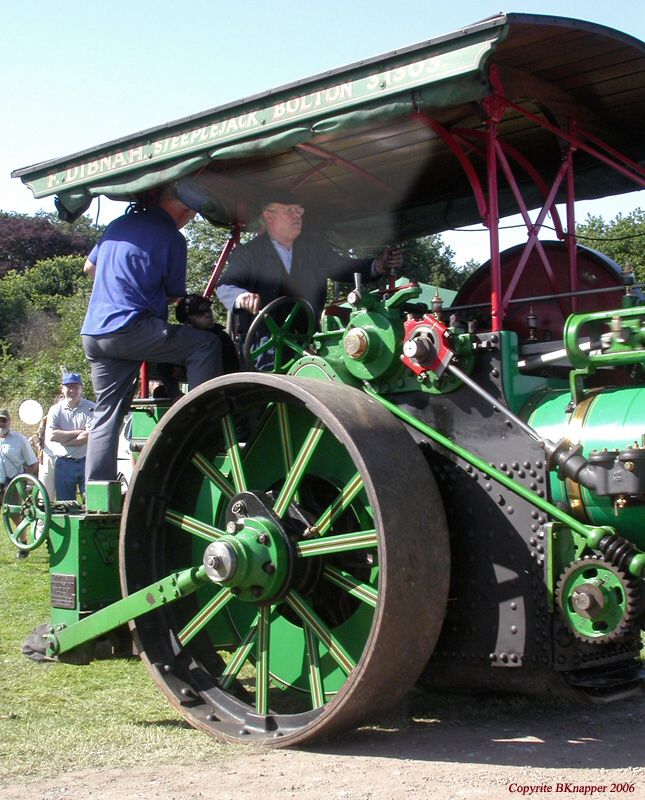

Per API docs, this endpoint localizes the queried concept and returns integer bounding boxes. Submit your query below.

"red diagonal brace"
[295,142,402,200]
[416,113,488,224]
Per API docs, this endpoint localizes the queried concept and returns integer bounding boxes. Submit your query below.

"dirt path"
[4,690,644,800]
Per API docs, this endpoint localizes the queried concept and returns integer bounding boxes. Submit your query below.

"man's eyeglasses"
[265,205,305,217]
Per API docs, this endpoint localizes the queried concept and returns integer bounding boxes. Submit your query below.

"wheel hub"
[571,583,605,618]
[203,495,291,604]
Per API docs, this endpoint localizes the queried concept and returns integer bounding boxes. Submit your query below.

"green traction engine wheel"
[120,375,450,746]
[2,474,51,552]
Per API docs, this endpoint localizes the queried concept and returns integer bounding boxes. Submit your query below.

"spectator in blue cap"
[46,372,95,501]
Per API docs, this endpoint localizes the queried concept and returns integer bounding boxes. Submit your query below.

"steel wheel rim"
[120,375,449,745]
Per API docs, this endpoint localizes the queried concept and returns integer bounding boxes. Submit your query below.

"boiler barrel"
[525,386,645,549]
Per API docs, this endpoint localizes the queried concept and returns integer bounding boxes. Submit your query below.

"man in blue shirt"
[82,182,223,482]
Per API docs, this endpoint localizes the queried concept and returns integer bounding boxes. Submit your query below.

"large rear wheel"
[120,375,449,746]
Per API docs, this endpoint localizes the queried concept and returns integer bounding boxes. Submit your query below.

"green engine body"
[528,386,645,550]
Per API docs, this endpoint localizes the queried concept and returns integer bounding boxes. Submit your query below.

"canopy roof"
[13,12,645,247]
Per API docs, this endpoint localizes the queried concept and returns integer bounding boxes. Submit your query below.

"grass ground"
[1,522,642,785]
[0,534,235,784]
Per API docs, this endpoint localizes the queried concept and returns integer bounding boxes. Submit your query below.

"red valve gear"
[401,315,454,377]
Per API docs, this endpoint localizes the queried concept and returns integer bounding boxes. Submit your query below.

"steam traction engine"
[4,11,645,747]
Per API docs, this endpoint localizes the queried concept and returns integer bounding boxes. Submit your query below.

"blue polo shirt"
[82,206,187,336]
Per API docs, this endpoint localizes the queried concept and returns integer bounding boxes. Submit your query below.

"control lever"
[347,272,363,307]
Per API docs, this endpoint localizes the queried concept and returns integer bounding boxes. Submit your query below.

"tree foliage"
[576,208,644,282]
[399,235,477,290]
[0,211,100,277]
[0,254,91,415]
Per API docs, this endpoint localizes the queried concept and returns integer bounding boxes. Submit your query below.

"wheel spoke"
[274,340,285,371]
[221,414,247,492]
[191,451,235,499]
[283,303,302,332]
[297,529,378,557]
[286,591,356,675]
[3,503,22,516]
[304,624,325,709]
[314,472,364,536]
[15,482,28,502]
[275,403,299,502]
[219,615,260,690]
[250,337,275,359]
[256,606,271,714]
[165,508,225,542]
[282,335,308,354]
[323,565,378,608]
[15,517,31,539]
[264,317,280,336]
[273,420,326,517]
[177,588,233,646]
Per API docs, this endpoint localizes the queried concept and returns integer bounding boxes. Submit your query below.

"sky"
[2,0,643,265]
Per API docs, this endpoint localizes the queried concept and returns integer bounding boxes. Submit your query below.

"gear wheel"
[555,555,641,644]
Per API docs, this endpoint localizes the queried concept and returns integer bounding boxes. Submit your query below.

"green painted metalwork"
[273,419,325,517]
[544,522,589,612]
[527,387,645,550]
[2,475,51,552]
[48,565,208,656]
[246,298,316,373]
[46,512,121,630]
[297,529,378,557]
[285,590,356,675]
[499,330,568,414]
[341,308,403,381]
[178,587,234,645]
[166,507,225,542]
[557,559,632,641]
[85,480,122,513]
[564,308,645,369]
[208,517,290,603]
[363,388,619,544]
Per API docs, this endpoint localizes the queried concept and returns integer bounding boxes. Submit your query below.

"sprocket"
[555,554,641,644]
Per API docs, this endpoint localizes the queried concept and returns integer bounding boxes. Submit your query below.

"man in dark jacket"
[215,189,401,333]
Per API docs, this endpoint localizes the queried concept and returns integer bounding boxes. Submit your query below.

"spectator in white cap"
[0,407,38,559]
[46,372,95,501]
[0,408,38,496]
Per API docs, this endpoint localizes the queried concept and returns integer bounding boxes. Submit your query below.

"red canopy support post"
[484,96,504,332]
[204,222,242,299]
[565,141,578,312]
[140,361,149,400]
